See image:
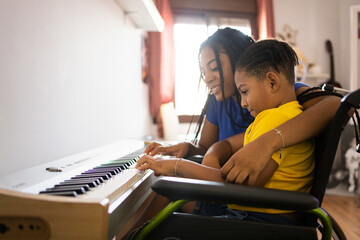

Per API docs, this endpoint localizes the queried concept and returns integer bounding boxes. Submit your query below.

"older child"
[135,39,314,224]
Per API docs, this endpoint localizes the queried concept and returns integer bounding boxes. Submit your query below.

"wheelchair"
[134,87,360,240]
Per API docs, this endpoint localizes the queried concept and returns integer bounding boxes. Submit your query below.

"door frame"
[350,5,360,91]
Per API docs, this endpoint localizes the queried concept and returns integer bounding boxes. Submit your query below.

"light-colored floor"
[321,193,360,240]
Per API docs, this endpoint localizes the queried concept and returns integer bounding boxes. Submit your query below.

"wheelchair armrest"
[185,155,203,164]
[152,177,319,211]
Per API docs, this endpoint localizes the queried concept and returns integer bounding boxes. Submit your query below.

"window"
[173,14,253,117]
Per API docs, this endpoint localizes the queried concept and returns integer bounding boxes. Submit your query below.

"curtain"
[257,0,275,39]
[147,0,175,138]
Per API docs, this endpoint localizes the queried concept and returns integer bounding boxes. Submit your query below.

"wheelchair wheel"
[317,212,347,240]
[329,212,347,240]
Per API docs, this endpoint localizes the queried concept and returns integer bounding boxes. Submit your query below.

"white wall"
[0,0,152,176]
[273,0,360,90]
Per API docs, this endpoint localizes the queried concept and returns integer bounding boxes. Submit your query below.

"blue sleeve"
[294,82,308,91]
[205,95,218,126]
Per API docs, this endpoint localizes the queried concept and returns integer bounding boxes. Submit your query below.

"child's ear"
[265,72,280,91]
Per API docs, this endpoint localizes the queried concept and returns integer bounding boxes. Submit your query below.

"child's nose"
[241,97,248,108]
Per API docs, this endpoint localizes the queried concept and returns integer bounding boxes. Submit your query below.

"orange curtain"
[147,0,175,138]
[257,0,275,39]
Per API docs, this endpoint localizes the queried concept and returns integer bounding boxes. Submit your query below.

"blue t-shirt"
[206,82,307,140]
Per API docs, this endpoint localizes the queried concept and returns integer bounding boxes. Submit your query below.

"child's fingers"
[136,156,163,175]
[136,155,154,169]
[137,163,151,171]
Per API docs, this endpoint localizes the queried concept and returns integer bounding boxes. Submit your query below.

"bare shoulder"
[295,85,310,96]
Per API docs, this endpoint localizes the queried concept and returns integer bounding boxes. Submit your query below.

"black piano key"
[95,165,127,170]
[40,188,86,195]
[78,172,113,178]
[50,185,91,191]
[45,186,87,194]
[99,163,129,169]
[62,178,100,186]
[54,183,93,189]
[83,172,113,178]
[40,191,78,197]
[70,176,105,183]
[62,177,101,183]
[39,189,81,196]
[84,168,120,175]
[72,174,110,181]
[125,162,133,167]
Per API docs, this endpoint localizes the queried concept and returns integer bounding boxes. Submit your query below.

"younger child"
[135,39,315,224]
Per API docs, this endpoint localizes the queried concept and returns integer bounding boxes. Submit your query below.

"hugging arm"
[221,87,341,185]
[200,130,278,186]
[201,132,245,168]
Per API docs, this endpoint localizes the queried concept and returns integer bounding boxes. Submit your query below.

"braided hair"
[191,28,255,144]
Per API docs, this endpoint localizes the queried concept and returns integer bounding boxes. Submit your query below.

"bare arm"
[202,132,245,168]
[221,87,341,184]
[144,118,218,157]
[136,155,224,182]
[136,153,278,186]
[188,118,219,156]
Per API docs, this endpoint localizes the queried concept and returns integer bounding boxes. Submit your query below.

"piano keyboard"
[39,149,144,198]
[0,140,157,239]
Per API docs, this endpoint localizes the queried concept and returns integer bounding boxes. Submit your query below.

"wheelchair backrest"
[310,88,360,205]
